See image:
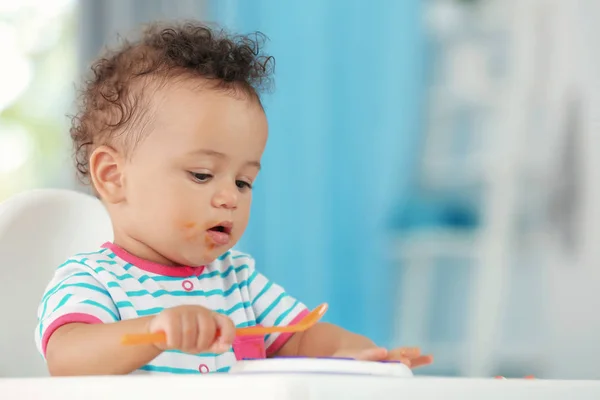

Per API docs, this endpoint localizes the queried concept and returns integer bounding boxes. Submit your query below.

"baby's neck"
[112,231,180,267]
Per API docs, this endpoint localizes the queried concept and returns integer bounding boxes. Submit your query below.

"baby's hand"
[148,305,235,354]
[332,347,433,369]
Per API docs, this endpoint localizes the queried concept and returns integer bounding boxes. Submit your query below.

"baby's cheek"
[180,221,198,241]
[177,219,210,248]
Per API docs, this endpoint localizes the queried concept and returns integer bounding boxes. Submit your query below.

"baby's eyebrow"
[246,160,261,170]
[189,149,225,158]
[189,149,261,170]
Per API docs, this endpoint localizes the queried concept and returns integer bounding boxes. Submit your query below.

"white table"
[2,374,600,400]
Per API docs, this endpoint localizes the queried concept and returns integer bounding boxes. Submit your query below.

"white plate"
[229,357,414,378]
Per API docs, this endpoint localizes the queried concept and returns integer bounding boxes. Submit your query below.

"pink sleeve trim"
[41,313,103,356]
[266,308,310,356]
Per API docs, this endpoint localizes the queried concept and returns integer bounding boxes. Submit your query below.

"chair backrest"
[0,189,113,377]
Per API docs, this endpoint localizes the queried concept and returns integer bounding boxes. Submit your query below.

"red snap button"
[182,280,193,291]
[199,364,210,374]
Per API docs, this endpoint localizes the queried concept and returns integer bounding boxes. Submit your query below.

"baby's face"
[117,83,268,266]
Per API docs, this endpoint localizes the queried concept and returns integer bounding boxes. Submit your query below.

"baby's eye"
[236,180,252,191]
[191,172,212,183]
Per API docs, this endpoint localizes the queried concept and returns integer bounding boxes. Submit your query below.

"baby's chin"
[177,244,234,266]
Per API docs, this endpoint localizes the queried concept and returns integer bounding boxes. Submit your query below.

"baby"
[35,21,433,375]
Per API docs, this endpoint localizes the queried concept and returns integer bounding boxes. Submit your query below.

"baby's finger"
[391,347,421,359]
[180,311,198,352]
[157,315,181,350]
[354,347,388,361]
[409,355,434,369]
[210,313,235,353]
[195,312,217,351]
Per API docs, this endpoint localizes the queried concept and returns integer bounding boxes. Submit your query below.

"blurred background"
[2,0,600,379]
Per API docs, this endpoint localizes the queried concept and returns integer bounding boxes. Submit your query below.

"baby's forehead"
[134,80,268,156]
[148,77,261,115]
[148,82,262,128]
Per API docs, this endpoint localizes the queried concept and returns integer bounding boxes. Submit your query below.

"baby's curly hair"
[70,21,274,182]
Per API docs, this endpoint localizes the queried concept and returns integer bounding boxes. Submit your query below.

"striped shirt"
[35,242,308,374]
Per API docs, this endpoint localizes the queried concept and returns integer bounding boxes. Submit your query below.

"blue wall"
[207,0,427,346]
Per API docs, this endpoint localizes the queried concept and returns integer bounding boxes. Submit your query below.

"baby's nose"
[212,187,238,209]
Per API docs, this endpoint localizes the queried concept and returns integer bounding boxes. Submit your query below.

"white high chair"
[0,189,113,377]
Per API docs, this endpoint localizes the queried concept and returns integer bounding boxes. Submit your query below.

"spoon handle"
[121,332,166,345]
[121,325,300,345]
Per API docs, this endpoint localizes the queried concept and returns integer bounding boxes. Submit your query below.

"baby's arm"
[45,317,159,376]
[272,322,376,358]
[46,305,233,376]
[274,323,433,367]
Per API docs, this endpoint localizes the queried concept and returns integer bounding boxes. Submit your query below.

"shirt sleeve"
[245,257,309,356]
[35,258,119,357]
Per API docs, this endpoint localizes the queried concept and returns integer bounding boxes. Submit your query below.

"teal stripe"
[39,281,112,334]
[40,293,74,335]
[217,302,250,316]
[246,270,259,286]
[256,293,288,324]
[81,299,119,321]
[142,275,175,282]
[124,278,251,299]
[52,293,73,313]
[265,300,300,342]
[165,349,234,357]
[93,266,134,281]
[134,301,250,317]
[74,249,107,257]
[139,365,200,374]
[96,259,117,265]
[139,364,231,374]
[231,254,250,260]
[236,320,255,328]
[198,264,249,280]
[41,272,94,303]
[136,307,165,316]
[59,283,110,297]
[57,259,89,270]
[39,285,71,335]
[42,280,108,311]
[217,251,231,261]
[115,300,134,308]
[151,264,248,282]
[251,281,273,306]
[107,281,121,288]
[200,264,249,280]
[273,300,300,327]
[38,319,44,338]
[146,264,248,282]
[137,274,197,283]
[108,252,117,259]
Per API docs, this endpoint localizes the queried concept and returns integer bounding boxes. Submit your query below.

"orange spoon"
[121,303,328,345]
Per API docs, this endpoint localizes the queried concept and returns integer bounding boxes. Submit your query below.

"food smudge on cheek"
[182,221,198,241]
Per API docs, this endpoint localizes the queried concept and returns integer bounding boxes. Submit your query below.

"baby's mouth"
[206,221,233,246]
[208,222,232,234]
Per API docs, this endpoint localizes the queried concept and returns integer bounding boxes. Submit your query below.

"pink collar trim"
[101,242,205,277]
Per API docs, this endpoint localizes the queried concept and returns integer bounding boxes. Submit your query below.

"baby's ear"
[89,145,126,204]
